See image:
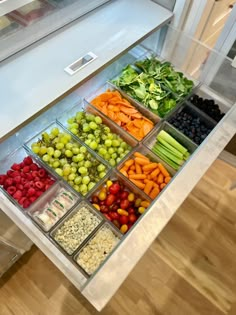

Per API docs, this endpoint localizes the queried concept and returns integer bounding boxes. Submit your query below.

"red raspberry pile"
[0,156,55,209]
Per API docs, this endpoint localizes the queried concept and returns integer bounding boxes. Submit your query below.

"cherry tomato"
[106,194,116,206]
[110,212,119,220]
[120,191,129,200]
[100,205,109,213]
[128,207,135,214]
[120,199,130,210]
[109,183,121,195]
[129,214,137,224]
[110,204,119,211]
[98,191,107,201]
[119,215,129,225]
[112,219,121,229]
[92,195,99,204]
[104,213,111,221]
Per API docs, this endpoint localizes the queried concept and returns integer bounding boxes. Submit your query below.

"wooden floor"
[1,159,236,315]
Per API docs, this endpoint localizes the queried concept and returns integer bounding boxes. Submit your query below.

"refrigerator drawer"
[0,25,235,311]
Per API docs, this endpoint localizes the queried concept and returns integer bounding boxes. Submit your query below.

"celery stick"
[156,143,183,160]
[153,144,183,165]
[157,138,184,159]
[157,130,187,154]
[184,151,190,160]
[152,147,179,170]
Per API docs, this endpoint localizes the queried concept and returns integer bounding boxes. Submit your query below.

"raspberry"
[4,178,13,188]
[23,166,30,173]
[32,171,39,178]
[11,163,21,171]
[20,162,25,168]
[19,197,26,205]
[7,170,14,177]
[35,191,43,197]
[23,200,31,208]
[30,163,39,171]
[7,186,17,195]
[0,174,7,185]
[13,190,23,200]
[16,184,24,191]
[35,181,44,190]
[23,156,33,165]
[27,187,36,197]
[14,176,21,184]
[26,173,33,181]
[38,169,46,178]
[21,178,27,185]
[29,196,37,203]
[12,171,21,178]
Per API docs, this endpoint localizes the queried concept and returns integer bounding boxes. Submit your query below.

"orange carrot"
[128,170,135,175]
[160,183,166,190]
[158,163,170,177]
[164,176,171,184]
[157,173,164,184]
[120,169,128,177]
[150,167,160,179]
[134,152,150,161]
[130,165,136,171]
[135,162,142,174]
[135,157,150,166]
[142,163,159,172]
[129,174,147,180]
[130,179,145,189]
[144,181,154,195]
[124,159,134,167]
[149,187,160,199]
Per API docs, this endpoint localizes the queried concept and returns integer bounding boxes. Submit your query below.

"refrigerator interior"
[0,24,235,310]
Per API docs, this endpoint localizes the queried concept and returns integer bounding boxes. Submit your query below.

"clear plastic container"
[24,122,110,197]
[117,144,176,199]
[87,169,152,232]
[143,121,198,169]
[0,146,56,211]
[50,200,103,255]
[73,222,122,276]
[187,84,233,123]
[57,99,138,166]
[28,180,79,232]
[167,102,217,145]
[84,82,159,140]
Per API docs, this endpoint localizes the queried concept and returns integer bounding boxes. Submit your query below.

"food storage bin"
[28,180,79,232]
[57,99,138,166]
[117,144,176,199]
[73,222,122,277]
[0,146,56,211]
[167,102,217,145]
[85,82,159,141]
[50,200,104,255]
[24,122,110,196]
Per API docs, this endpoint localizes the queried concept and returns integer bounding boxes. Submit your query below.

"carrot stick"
[144,181,154,195]
[135,157,150,166]
[130,165,136,171]
[120,169,128,177]
[128,170,135,175]
[135,162,142,174]
[130,179,145,189]
[164,176,171,184]
[160,183,166,190]
[129,174,147,180]
[150,167,160,179]
[157,173,164,184]
[149,187,160,199]
[134,152,150,161]
[142,163,159,172]
[124,159,134,167]
[158,163,170,177]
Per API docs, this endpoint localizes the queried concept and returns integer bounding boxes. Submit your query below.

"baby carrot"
[144,180,154,195]
[128,170,135,175]
[149,186,160,199]
[125,159,134,167]
[142,163,159,172]
[150,167,160,179]
[134,152,150,161]
[158,163,170,177]
[120,168,128,177]
[130,165,136,171]
[165,176,171,184]
[157,173,164,184]
[135,157,150,166]
[135,162,142,174]
[129,174,147,180]
[160,183,166,190]
[130,179,145,189]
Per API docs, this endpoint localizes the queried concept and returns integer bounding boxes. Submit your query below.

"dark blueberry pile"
[190,94,225,122]
[168,109,213,145]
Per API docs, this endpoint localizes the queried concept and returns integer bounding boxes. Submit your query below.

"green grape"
[117,147,124,154]
[68,173,76,181]
[109,159,116,167]
[51,127,59,136]
[88,134,95,140]
[95,116,102,124]
[80,145,88,153]
[73,185,80,192]
[116,157,121,164]
[65,150,73,158]
[54,150,62,158]
[83,123,90,132]
[65,133,71,141]
[97,164,106,172]
[60,136,69,144]
[111,153,117,159]
[76,112,84,120]
[67,117,74,124]
[79,184,88,195]
[78,161,84,167]
[71,166,77,174]
[107,133,113,140]
[42,154,50,162]
[68,180,74,186]
[74,176,82,185]
[98,148,107,156]
[89,141,98,150]
[88,182,96,191]
[82,176,90,185]
[84,161,92,168]
[124,149,130,155]
[104,153,110,160]
[56,143,64,150]
[42,132,50,143]
[89,122,98,130]
[72,147,80,155]
[78,167,88,175]
[86,113,95,121]
[39,147,47,156]
[85,139,91,146]
[55,168,63,176]
[99,171,106,179]
[65,143,73,150]
[112,139,120,147]
[47,147,54,156]
[63,166,71,176]
[104,126,110,133]
[60,158,67,166]
[32,146,40,154]
[105,139,112,147]
[121,142,127,148]
[70,128,78,135]
[71,123,78,129]
[108,148,114,154]
[53,161,60,168]
[77,154,85,162]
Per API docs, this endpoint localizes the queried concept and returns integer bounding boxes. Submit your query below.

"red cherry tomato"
[120,191,129,200]
[110,204,119,211]
[128,208,135,214]
[106,194,116,206]
[110,212,119,220]
[100,205,109,213]
[104,214,111,221]
[112,219,121,229]
[129,214,137,224]
[120,199,130,210]
[109,183,121,195]
[119,215,129,225]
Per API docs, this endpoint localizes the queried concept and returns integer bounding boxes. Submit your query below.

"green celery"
[152,147,179,170]
[157,138,184,159]
[155,143,184,161]
[157,130,187,154]
[153,144,183,165]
